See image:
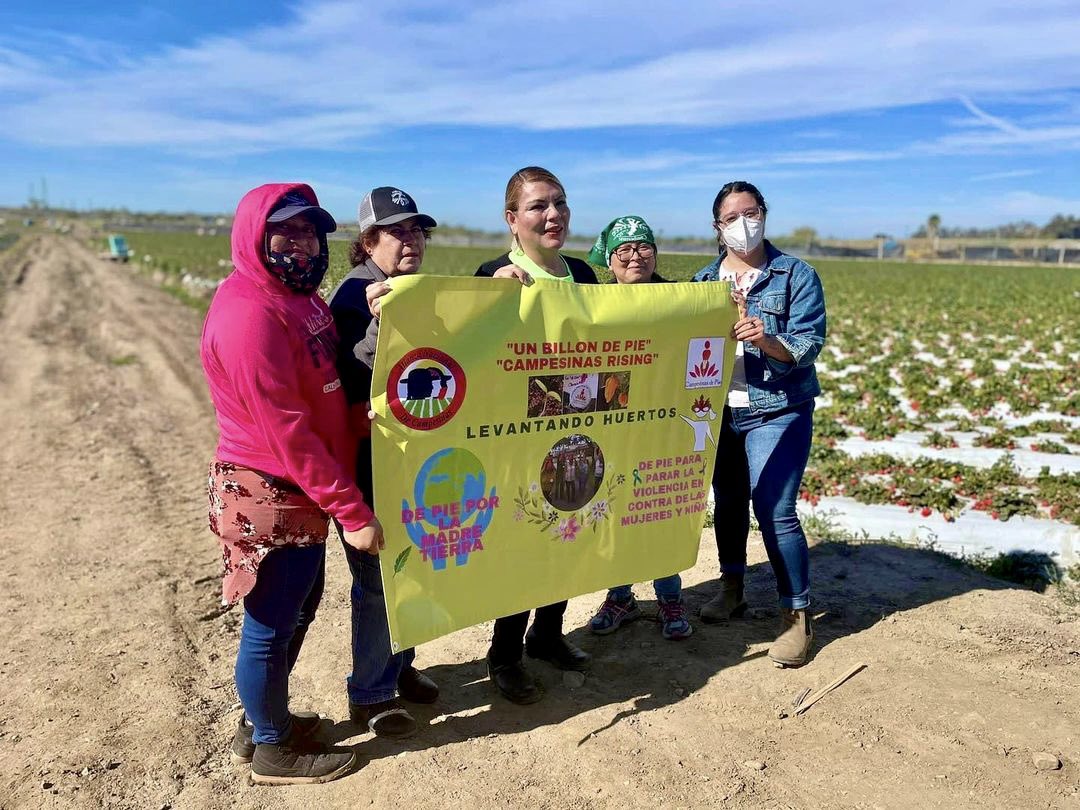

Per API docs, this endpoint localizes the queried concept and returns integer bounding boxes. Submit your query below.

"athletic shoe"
[230,712,321,765]
[249,730,355,786]
[588,595,642,635]
[657,596,693,640]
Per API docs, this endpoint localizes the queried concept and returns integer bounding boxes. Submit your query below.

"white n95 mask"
[721,216,764,254]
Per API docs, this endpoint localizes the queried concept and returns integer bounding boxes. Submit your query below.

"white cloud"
[1,0,1079,152]
[2,0,1078,236]
[766,148,906,166]
[957,96,1023,136]
[992,190,1080,220]
[793,129,843,140]
[967,169,1041,182]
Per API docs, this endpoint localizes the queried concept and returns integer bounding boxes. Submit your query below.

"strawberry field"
[117,231,1080,562]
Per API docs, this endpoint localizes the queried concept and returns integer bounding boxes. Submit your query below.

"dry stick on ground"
[793,663,868,715]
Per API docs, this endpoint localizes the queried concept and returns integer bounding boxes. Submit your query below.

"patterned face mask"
[264,244,329,294]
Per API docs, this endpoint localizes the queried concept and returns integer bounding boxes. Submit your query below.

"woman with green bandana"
[475,166,597,704]
[583,215,691,641]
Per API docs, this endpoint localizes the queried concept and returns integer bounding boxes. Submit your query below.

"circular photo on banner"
[540,434,605,512]
[386,347,467,431]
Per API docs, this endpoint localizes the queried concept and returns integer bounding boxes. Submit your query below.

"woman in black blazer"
[475,166,596,704]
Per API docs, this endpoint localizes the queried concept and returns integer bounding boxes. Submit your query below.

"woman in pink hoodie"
[201,183,383,785]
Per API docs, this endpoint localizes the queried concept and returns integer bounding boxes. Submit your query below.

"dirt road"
[0,235,1077,809]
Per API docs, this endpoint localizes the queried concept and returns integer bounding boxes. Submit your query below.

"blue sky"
[2,0,1079,239]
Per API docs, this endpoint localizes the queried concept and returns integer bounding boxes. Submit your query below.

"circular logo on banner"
[387,348,467,430]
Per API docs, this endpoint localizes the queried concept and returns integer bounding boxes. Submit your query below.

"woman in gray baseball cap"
[327,187,440,739]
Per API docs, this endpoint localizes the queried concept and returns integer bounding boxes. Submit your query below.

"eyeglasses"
[612,242,655,261]
[716,207,763,227]
[385,225,426,242]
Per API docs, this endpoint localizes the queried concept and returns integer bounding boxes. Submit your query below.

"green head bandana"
[587,215,656,267]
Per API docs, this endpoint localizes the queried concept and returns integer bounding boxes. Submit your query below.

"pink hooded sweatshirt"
[200,182,374,532]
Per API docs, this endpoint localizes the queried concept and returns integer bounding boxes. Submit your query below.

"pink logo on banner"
[685,337,725,389]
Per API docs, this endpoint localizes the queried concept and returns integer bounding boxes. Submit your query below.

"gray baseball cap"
[357,187,437,231]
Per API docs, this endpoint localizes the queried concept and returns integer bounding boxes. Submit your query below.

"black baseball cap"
[267,191,338,233]
[357,187,437,231]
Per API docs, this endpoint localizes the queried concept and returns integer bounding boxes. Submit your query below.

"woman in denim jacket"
[693,181,826,667]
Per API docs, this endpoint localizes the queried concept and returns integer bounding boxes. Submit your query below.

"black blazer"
[475,252,599,284]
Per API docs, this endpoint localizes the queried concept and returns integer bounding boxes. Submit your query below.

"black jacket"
[606,271,669,284]
[475,252,599,284]
[327,258,386,405]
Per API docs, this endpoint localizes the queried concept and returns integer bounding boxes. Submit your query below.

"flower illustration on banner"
[513,481,558,526]
[552,515,582,542]
[588,499,609,525]
[513,471,625,539]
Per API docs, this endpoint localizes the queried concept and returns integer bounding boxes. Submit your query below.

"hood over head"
[231,182,332,294]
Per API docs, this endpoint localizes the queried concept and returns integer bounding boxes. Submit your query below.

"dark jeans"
[712,400,813,609]
[236,544,325,745]
[342,436,413,705]
[489,601,568,665]
[341,539,415,704]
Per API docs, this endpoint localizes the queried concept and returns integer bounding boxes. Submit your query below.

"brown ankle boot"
[768,608,813,667]
[699,574,747,623]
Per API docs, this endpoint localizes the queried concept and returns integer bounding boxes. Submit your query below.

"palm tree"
[927,214,941,255]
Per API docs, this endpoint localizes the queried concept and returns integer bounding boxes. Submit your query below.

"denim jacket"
[693,240,826,415]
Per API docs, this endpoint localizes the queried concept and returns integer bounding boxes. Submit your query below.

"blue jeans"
[236,543,325,745]
[712,400,813,610]
[341,539,415,705]
[609,574,682,603]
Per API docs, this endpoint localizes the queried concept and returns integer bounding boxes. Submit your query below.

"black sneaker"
[249,731,356,786]
[229,712,321,765]
[348,698,418,739]
[397,665,439,704]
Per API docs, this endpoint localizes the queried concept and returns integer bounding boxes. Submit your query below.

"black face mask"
[264,246,330,294]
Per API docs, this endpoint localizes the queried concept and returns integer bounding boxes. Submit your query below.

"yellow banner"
[371,275,736,650]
